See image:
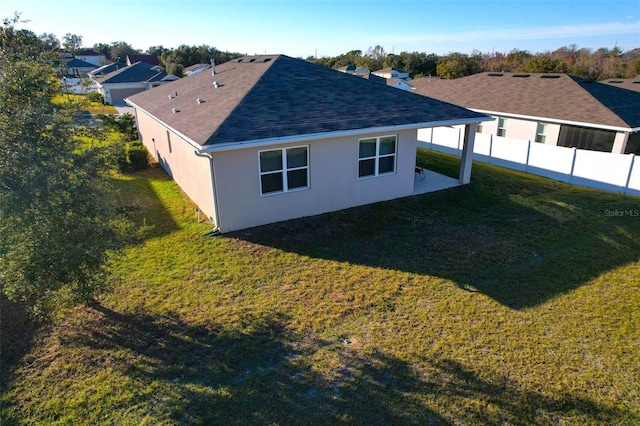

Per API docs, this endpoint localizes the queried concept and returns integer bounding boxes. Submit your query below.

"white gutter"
[197,116,493,154]
[193,151,221,230]
[472,108,640,133]
[125,98,493,154]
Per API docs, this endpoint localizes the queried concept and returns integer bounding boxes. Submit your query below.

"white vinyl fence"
[417,127,640,196]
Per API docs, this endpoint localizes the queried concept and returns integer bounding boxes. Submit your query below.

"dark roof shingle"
[127,55,487,147]
[411,72,640,129]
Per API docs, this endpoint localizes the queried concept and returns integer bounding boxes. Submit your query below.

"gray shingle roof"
[96,62,170,84]
[64,58,97,68]
[126,55,488,147]
[88,61,126,77]
[411,72,640,130]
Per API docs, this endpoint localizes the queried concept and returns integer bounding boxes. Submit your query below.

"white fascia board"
[472,108,636,133]
[198,116,493,154]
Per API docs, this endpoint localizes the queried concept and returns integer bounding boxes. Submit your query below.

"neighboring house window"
[166,131,172,153]
[535,123,548,143]
[358,135,397,178]
[497,118,507,137]
[476,123,483,133]
[558,125,615,152]
[259,146,309,195]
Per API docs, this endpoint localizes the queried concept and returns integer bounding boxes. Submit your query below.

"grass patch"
[53,93,118,115]
[2,150,640,425]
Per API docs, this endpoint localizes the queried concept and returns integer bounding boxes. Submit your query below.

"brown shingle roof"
[411,72,640,130]
[599,76,640,92]
[126,55,489,147]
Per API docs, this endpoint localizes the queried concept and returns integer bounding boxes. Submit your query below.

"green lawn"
[2,149,639,425]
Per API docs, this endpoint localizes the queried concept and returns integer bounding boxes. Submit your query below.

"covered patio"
[412,123,479,195]
[413,169,461,195]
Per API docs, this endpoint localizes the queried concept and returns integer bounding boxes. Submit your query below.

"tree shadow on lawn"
[13,304,628,424]
[112,167,181,241]
[0,297,40,396]
[227,184,640,310]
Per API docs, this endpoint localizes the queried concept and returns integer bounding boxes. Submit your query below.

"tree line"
[0,23,244,78]
[307,44,640,80]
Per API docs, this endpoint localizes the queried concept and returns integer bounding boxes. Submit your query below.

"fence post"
[568,148,578,184]
[429,127,434,150]
[624,154,636,194]
[488,134,493,164]
[524,140,532,172]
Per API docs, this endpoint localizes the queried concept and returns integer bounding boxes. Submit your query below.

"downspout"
[194,150,221,234]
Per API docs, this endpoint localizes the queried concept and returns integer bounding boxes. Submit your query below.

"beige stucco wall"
[135,109,216,222]
[134,108,418,232]
[478,115,561,145]
[212,129,417,233]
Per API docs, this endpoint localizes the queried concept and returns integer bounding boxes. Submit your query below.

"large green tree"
[0,17,124,314]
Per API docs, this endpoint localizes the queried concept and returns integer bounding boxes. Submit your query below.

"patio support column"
[612,132,629,154]
[459,123,477,185]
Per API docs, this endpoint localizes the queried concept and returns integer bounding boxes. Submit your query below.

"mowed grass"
[2,149,640,425]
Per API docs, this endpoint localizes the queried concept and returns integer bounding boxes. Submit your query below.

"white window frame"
[497,117,507,137]
[258,145,309,196]
[535,123,548,143]
[358,135,397,179]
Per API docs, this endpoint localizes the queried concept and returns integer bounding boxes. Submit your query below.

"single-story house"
[126,54,161,66]
[184,63,212,76]
[337,64,356,74]
[373,67,410,80]
[387,78,414,91]
[91,61,179,105]
[88,61,127,78]
[75,49,107,66]
[126,55,491,233]
[59,58,97,77]
[411,72,640,154]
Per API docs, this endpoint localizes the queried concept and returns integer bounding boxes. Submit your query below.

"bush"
[86,91,104,104]
[117,140,150,172]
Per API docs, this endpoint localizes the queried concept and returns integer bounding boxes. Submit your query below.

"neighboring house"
[126,55,490,233]
[91,61,179,105]
[387,78,414,91]
[599,76,640,92]
[184,63,212,76]
[337,64,356,74]
[338,64,386,85]
[411,72,640,154]
[75,49,107,66]
[88,61,127,78]
[373,67,410,80]
[354,66,370,77]
[126,54,161,66]
[60,58,97,77]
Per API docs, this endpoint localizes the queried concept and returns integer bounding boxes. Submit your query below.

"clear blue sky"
[3,0,639,57]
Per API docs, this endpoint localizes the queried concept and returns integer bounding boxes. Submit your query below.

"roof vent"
[488,72,503,77]
[633,81,640,84]
[513,73,530,78]
[213,81,221,88]
[168,94,175,99]
[540,74,561,79]
[172,108,179,113]
[210,58,216,75]
[608,80,623,83]
[197,98,205,104]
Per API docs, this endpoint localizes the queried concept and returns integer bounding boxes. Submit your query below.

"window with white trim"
[259,146,309,195]
[497,118,507,137]
[535,123,548,143]
[358,135,397,178]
